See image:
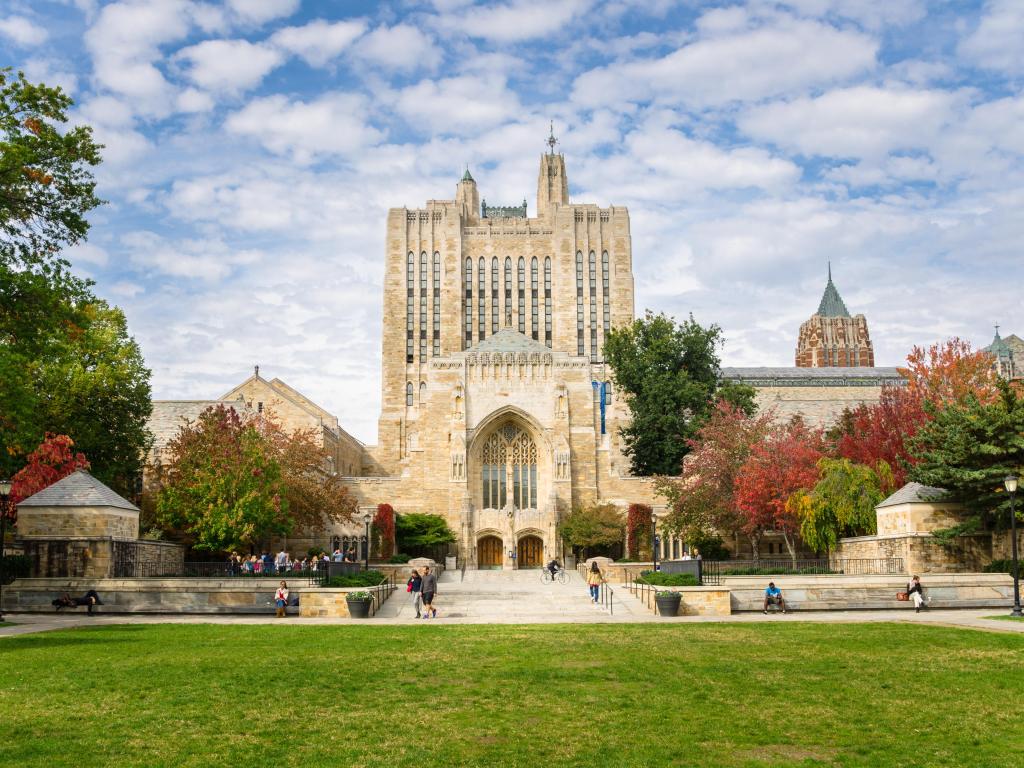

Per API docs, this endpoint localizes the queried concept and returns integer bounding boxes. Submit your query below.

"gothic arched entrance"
[477,535,503,569]
[517,534,544,568]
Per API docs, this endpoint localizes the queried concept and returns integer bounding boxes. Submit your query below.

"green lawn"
[1,623,1022,767]
[986,614,1024,621]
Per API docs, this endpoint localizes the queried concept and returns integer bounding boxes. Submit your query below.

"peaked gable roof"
[817,265,851,318]
[18,470,139,511]
[470,327,552,355]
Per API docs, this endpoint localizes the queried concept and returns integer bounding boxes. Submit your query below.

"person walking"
[420,565,438,618]
[586,562,604,603]
[407,568,423,618]
[275,581,290,618]
[908,575,929,613]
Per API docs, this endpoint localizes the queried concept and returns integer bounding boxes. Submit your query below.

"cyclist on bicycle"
[547,559,560,582]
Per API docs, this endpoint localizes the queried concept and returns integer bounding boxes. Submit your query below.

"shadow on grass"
[0,625,147,650]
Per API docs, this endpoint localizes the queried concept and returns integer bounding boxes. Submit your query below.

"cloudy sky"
[3,0,1021,442]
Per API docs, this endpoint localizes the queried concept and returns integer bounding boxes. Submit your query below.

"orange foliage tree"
[900,337,998,407]
[9,433,90,521]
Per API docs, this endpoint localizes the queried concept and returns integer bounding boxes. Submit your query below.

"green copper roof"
[817,264,851,317]
[461,167,474,182]
[987,328,1013,358]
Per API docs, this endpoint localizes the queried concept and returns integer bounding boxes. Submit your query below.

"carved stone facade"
[346,149,659,567]
[795,268,874,367]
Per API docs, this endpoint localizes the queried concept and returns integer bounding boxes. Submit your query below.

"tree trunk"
[780,530,797,564]
[749,534,761,561]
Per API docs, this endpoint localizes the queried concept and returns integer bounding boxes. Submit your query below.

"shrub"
[0,554,31,584]
[325,570,387,588]
[388,553,411,563]
[395,513,456,548]
[637,571,698,586]
[686,533,729,561]
[983,559,1022,575]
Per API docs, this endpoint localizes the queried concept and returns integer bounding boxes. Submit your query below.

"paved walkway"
[2,569,1022,638]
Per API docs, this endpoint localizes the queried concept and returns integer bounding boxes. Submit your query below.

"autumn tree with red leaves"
[373,503,396,560]
[625,503,653,559]
[901,337,998,408]
[9,434,90,521]
[734,419,825,561]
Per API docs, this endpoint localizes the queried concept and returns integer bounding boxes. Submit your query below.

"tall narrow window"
[504,257,512,326]
[419,381,426,403]
[491,257,499,333]
[419,252,427,360]
[517,257,526,334]
[464,257,473,348]
[575,251,584,355]
[432,252,441,356]
[405,381,413,406]
[530,257,539,341]
[601,250,610,349]
[478,257,486,341]
[544,257,552,347]
[589,250,597,362]
[406,252,414,362]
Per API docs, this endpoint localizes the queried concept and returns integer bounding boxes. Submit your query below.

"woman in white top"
[275,581,290,618]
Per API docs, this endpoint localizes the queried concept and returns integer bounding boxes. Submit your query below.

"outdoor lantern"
[0,479,11,497]
[1006,475,1019,494]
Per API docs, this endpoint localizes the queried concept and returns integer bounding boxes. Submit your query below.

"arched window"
[575,252,584,355]
[605,380,613,405]
[504,257,512,326]
[601,250,610,348]
[530,257,539,341]
[432,252,440,356]
[419,381,427,403]
[491,257,499,333]
[406,382,413,406]
[464,257,473,348]
[419,252,427,360]
[544,257,552,347]
[406,252,414,362]
[589,251,597,362]
[480,423,537,510]
[478,257,486,341]
[517,257,526,334]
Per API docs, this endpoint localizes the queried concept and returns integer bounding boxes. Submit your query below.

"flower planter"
[346,597,372,618]
[655,592,682,616]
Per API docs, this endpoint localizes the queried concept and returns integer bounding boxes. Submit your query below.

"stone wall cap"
[17,470,139,512]
[876,482,950,509]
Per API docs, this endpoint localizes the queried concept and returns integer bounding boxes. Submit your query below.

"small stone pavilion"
[17,470,182,578]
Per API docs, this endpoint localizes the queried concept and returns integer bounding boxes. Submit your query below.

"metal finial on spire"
[995,323,1001,337]
[254,364,260,377]
[827,261,832,282]
[547,120,558,155]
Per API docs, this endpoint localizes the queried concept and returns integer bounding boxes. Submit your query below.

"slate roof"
[817,265,851,318]
[149,399,249,453]
[470,327,552,355]
[18,470,139,511]
[876,482,949,509]
[720,366,903,384]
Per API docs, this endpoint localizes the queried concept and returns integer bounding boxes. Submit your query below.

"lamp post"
[1006,474,1021,618]
[651,511,659,572]
[362,511,373,571]
[0,479,11,621]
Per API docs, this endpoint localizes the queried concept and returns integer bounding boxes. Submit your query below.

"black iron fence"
[700,557,904,585]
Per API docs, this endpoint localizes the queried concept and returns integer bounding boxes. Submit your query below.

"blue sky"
[2,0,1021,442]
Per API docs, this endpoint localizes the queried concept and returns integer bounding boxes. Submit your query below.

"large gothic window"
[480,423,538,510]
[419,252,427,360]
[517,257,526,334]
[478,257,486,341]
[530,257,539,341]
[601,250,610,347]
[491,257,499,333]
[504,257,512,325]
[589,250,598,362]
[464,257,472,348]
[575,251,584,355]
[406,252,414,362]
[433,252,441,355]
[544,257,552,347]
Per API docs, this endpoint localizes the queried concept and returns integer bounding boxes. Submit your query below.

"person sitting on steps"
[907,575,929,613]
[763,582,786,614]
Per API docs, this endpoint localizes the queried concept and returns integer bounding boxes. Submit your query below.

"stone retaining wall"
[299,587,393,618]
[630,585,731,616]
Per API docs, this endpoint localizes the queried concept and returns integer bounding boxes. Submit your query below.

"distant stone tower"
[795,266,874,367]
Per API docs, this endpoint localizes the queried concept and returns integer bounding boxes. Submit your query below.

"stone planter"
[346,597,372,618]
[655,592,682,616]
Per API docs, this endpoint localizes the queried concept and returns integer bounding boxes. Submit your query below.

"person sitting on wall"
[763,582,786,614]
[52,589,103,614]
[907,575,929,613]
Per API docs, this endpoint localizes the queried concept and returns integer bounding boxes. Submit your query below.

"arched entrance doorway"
[477,535,503,569]
[517,535,543,568]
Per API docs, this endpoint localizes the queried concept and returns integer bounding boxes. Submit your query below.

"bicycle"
[540,568,568,584]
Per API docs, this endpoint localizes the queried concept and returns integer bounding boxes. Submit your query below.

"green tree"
[909,381,1024,529]
[793,458,888,555]
[395,513,457,549]
[558,503,625,553]
[604,311,755,475]
[156,406,288,552]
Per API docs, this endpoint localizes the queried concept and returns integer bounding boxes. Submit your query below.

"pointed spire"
[547,120,558,155]
[817,265,850,317]
[461,165,474,183]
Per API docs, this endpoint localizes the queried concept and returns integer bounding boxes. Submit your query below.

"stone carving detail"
[453,384,465,420]
[554,437,570,481]
[555,384,568,419]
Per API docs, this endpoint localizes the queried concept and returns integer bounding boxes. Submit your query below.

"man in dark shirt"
[420,566,438,618]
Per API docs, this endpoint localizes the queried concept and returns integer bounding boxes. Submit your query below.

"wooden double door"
[478,535,503,569]
[516,535,544,568]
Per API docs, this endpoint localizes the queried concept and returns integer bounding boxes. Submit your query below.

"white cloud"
[226,0,299,25]
[0,15,49,46]
[123,231,262,281]
[353,24,441,72]
[775,0,925,29]
[224,93,382,162]
[959,0,1024,74]
[174,38,284,94]
[572,17,877,108]
[271,19,367,67]
[395,75,523,134]
[67,242,109,267]
[739,86,956,159]
[453,0,592,43]
[21,58,79,94]
[176,87,215,113]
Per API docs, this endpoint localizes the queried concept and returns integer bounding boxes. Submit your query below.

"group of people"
[405,566,439,618]
[762,575,931,613]
[228,547,361,575]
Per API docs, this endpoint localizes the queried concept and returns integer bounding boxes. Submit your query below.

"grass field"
[2,623,1022,767]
